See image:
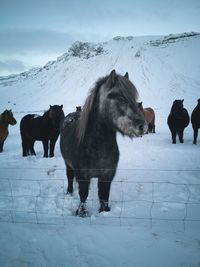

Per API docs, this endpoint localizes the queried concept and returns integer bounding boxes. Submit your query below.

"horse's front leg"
[42,139,49,157]
[193,128,198,144]
[98,178,112,212]
[76,178,90,217]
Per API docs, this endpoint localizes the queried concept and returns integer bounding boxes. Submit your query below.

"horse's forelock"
[117,75,138,104]
[171,100,184,114]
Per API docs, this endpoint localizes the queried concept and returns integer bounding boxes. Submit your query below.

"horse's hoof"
[76,203,89,217]
[99,201,110,213]
[66,190,73,196]
[67,186,73,195]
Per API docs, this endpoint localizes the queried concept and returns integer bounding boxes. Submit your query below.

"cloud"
[0,29,78,54]
[0,59,26,73]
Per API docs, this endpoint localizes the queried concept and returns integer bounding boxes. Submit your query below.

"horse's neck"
[88,113,116,142]
[196,104,200,110]
[171,106,183,115]
[42,112,51,127]
[0,115,8,127]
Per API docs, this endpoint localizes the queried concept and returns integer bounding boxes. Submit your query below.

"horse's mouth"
[116,117,148,138]
[11,120,17,125]
[126,128,145,138]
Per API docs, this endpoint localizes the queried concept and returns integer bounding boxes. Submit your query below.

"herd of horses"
[0,70,200,216]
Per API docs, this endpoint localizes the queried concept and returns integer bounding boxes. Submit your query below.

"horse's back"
[20,114,40,130]
[145,107,155,114]
[168,108,189,129]
[183,108,190,127]
[60,112,80,164]
[191,107,200,128]
[144,107,155,123]
[20,114,44,139]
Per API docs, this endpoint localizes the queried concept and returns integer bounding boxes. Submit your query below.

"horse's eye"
[117,96,127,104]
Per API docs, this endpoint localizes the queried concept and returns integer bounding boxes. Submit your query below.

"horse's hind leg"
[66,165,75,194]
[21,137,29,156]
[30,140,36,155]
[42,139,49,157]
[178,129,184,143]
[152,117,156,133]
[98,178,112,212]
[170,128,177,144]
[0,141,4,152]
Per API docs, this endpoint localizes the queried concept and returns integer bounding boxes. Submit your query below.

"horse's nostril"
[139,125,144,132]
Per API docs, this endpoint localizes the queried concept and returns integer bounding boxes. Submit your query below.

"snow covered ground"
[0,33,200,267]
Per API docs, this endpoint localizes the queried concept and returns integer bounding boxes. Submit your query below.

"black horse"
[167,99,189,144]
[191,99,200,144]
[20,105,64,157]
[60,70,147,217]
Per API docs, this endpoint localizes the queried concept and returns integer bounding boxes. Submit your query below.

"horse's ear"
[60,105,63,109]
[108,69,117,88]
[50,105,52,108]
[124,72,129,79]
[182,99,184,102]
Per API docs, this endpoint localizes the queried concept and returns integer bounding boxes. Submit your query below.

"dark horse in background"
[0,110,17,152]
[60,70,147,217]
[138,102,156,133]
[20,105,64,157]
[191,98,200,144]
[167,99,189,144]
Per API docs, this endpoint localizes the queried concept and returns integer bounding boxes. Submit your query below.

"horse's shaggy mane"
[0,110,12,123]
[76,72,138,144]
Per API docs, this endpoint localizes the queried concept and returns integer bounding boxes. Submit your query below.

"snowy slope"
[0,33,200,267]
[0,32,200,115]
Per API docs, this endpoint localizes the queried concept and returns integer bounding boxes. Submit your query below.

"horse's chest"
[0,125,8,141]
[82,141,119,168]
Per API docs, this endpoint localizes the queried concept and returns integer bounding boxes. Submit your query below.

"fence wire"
[0,168,200,229]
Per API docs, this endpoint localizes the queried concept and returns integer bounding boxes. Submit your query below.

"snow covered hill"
[0,33,200,267]
[0,32,200,116]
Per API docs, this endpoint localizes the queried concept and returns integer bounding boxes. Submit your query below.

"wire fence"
[0,167,200,230]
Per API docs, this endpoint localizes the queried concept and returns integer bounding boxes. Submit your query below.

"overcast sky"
[0,0,200,76]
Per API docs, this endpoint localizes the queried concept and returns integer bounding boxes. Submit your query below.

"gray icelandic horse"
[60,70,147,217]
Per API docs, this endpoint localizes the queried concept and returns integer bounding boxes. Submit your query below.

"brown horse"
[0,110,17,152]
[138,102,155,133]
